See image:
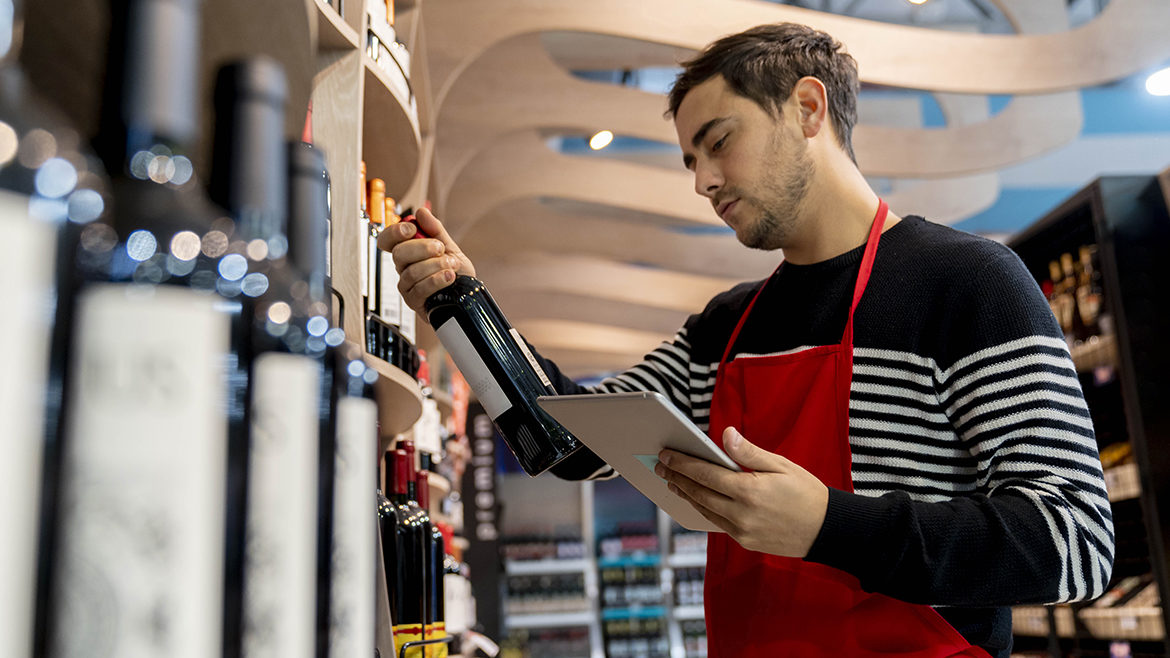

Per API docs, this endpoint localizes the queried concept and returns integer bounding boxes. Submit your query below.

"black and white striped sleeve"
[526,329,696,481]
[806,250,1114,606]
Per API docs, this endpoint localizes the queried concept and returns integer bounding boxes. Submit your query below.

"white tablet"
[537,391,741,533]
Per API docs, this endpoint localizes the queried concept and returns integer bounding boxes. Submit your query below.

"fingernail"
[443,270,455,282]
[654,463,665,478]
[668,483,679,495]
[658,452,671,466]
[726,428,741,450]
[401,223,415,237]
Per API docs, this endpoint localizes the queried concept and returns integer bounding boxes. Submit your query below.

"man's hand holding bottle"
[377,207,476,318]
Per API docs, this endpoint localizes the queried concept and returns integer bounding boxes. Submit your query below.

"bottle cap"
[369,178,386,226]
[393,448,409,496]
[416,471,429,508]
[401,439,416,479]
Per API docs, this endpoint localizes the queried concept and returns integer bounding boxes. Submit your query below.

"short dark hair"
[667,23,860,162]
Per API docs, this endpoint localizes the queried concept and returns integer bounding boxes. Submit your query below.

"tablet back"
[537,391,739,533]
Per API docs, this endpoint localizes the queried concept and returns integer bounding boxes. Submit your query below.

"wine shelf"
[367,352,424,435]
[432,389,454,422]
[1079,606,1166,641]
[361,55,421,201]
[1011,605,1075,638]
[1070,332,1119,373]
[1105,463,1140,503]
[504,610,596,630]
[505,558,593,576]
[313,0,360,52]
[426,471,451,498]
[667,552,706,569]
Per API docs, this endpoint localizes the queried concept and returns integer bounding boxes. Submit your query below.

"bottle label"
[400,306,416,344]
[378,250,401,326]
[393,624,424,658]
[509,328,553,389]
[436,318,512,419]
[54,284,229,658]
[243,353,321,658]
[0,191,53,658]
[415,398,442,455]
[330,396,377,658]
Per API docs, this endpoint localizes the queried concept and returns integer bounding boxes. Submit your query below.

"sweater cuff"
[805,487,893,579]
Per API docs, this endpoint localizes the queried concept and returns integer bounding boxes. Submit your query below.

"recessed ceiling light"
[589,130,614,150]
[1146,66,1170,96]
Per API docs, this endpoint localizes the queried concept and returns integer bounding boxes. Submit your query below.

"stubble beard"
[740,135,815,251]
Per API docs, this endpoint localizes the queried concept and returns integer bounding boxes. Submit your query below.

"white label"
[0,191,53,658]
[53,284,229,658]
[366,231,378,313]
[416,398,442,455]
[509,328,553,389]
[436,318,511,419]
[330,397,377,658]
[1120,615,1138,631]
[378,250,401,326]
[325,216,332,278]
[243,353,320,658]
[399,306,416,344]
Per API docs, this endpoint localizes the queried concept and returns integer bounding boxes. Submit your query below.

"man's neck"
[781,164,900,265]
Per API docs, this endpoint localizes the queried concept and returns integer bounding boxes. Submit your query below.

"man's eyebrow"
[691,117,729,148]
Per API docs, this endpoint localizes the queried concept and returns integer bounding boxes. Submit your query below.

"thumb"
[722,426,782,472]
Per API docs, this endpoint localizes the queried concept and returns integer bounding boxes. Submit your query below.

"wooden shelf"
[362,55,421,201]
[1011,605,1075,638]
[1071,332,1119,373]
[368,353,423,435]
[505,558,592,576]
[1105,462,1140,502]
[313,0,360,51]
[1080,606,1166,641]
[427,470,451,498]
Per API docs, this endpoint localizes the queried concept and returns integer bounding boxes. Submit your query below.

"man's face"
[674,75,813,251]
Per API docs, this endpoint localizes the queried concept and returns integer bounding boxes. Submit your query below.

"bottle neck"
[102,0,203,178]
[1,0,23,69]
[210,58,288,245]
[287,141,329,304]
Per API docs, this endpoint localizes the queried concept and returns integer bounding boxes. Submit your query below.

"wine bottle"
[47,1,236,657]
[324,346,378,658]
[415,458,447,658]
[210,57,325,658]
[0,1,108,655]
[420,268,581,475]
[289,139,367,658]
[387,448,428,658]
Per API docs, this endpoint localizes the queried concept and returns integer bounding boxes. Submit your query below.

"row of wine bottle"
[0,0,443,657]
[378,442,453,658]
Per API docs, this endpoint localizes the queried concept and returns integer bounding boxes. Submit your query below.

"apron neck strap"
[717,199,890,367]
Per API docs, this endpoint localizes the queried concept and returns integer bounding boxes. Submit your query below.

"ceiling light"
[589,130,614,150]
[908,0,928,4]
[1146,66,1170,96]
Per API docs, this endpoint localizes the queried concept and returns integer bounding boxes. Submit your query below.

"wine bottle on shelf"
[416,454,447,658]
[47,1,238,657]
[210,57,330,658]
[412,237,581,474]
[289,138,370,658]
[386,448,429,658]
[0,1,108,655]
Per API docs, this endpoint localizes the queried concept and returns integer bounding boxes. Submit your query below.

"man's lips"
[717,199,738,220]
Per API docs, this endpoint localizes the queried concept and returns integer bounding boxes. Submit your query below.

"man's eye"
[712,135,727,151]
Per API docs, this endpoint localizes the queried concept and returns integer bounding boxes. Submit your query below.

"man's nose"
[694,162,722,198]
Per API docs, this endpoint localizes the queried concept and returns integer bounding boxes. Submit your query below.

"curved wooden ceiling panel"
[473,252,742,314]
[460,199,777,281]
[443,132,719,239]
[424,0,1170,102]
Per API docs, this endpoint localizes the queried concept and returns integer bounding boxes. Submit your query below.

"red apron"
[703,200,991,657]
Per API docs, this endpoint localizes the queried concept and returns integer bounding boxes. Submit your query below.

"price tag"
[1119,615,1138,631]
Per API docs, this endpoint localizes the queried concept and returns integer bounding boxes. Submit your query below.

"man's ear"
[791,77,828,139]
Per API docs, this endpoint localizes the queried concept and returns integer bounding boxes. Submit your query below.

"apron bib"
[703,200,991,657]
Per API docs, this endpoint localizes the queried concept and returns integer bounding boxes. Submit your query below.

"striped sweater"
[532,216,1114,655]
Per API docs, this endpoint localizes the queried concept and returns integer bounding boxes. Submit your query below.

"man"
[383,23,1113,657]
